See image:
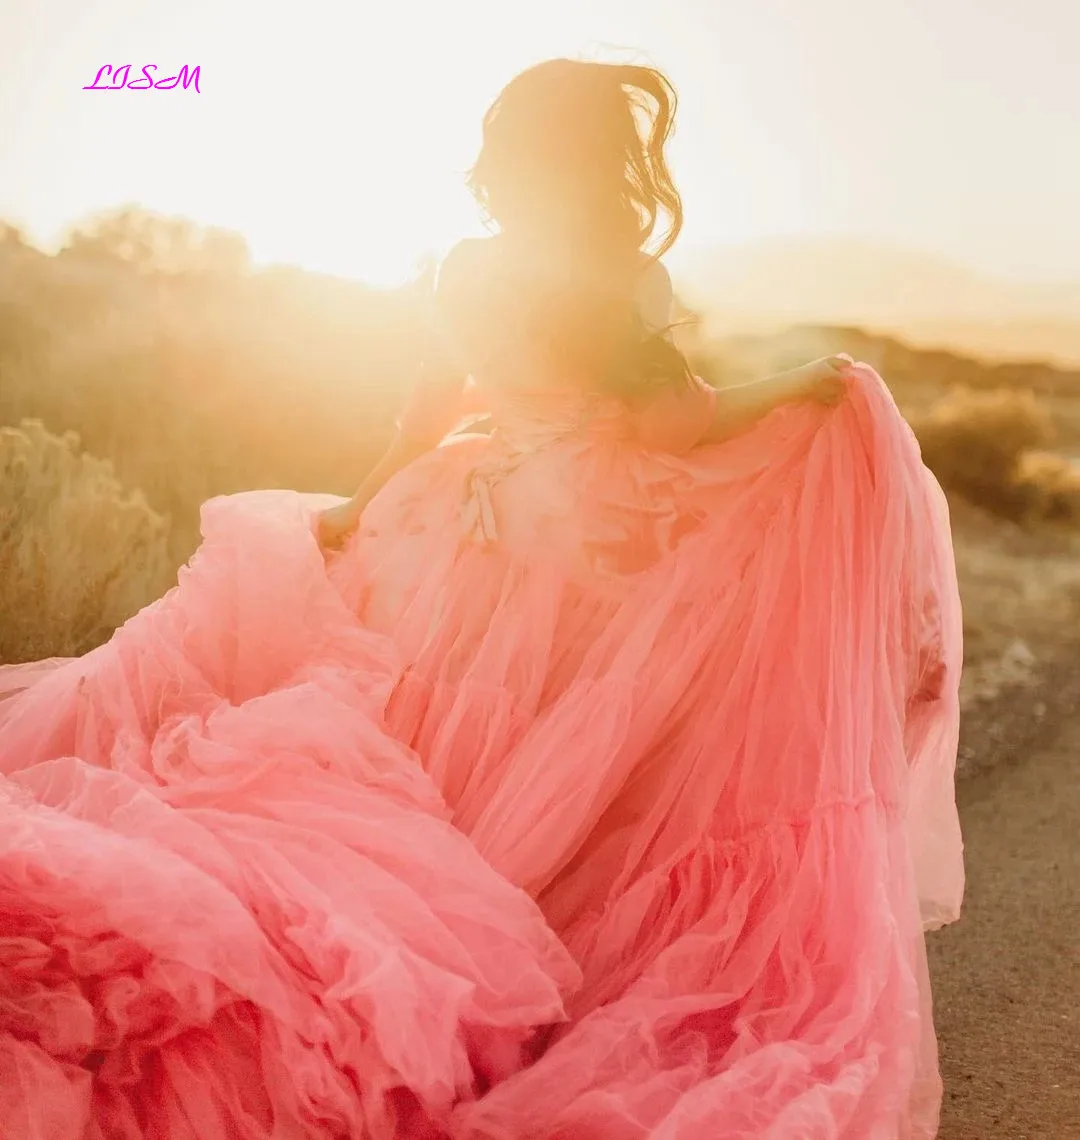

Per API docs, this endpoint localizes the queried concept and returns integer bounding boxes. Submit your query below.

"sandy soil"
[929,661,1080,1139]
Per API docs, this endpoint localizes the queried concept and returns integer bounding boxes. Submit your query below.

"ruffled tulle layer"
[0,366,962,1138]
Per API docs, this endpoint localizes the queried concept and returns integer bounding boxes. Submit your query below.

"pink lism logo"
[82,65,201,92]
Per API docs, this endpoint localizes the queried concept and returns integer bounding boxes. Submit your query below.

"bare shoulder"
[637,255,672,295]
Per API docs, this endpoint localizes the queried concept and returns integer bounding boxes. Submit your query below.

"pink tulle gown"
[0,358,963,1139]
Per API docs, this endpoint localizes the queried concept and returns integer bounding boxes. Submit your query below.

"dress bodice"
[479,384,630,451]
[397,246,717,457]
[399,369,717,461]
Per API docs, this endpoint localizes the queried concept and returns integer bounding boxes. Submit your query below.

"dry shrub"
[1010,450,1080,525]
[913,387,1057,519]
[0,419,172,662]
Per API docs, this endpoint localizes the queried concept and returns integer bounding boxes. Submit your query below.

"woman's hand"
[316,433,433,555]
[786,356,851,406]
[317,499,364,552]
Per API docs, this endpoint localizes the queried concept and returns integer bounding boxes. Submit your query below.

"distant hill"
[671,236,1080,368]
[888,317,1080,371]
[690,324,1080,467]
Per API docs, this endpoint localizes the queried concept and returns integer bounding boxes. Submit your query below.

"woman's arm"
[316,372,474,550]
[700,358,848,445]
[631,356,849,456]
[317,244,479,550]
[630,263,847,449]
[316,432,432,550]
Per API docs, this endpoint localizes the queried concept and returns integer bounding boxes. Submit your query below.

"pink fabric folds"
[0,363,962,1138]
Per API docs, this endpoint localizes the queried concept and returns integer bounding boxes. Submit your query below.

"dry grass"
[1010,449,1080,525]
[0,419,172,662]
[911,386,1080,527]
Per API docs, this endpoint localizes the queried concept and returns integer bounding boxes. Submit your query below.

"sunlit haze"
[1,0,1077,289]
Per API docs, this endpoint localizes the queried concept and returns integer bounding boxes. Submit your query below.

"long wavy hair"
[465,58,696,399]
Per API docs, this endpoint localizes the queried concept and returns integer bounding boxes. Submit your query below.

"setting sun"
[3,0,1075,289]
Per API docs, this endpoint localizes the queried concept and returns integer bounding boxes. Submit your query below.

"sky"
[1,0,1077,288]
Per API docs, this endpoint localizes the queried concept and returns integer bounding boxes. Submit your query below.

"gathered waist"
[459,414,621,547]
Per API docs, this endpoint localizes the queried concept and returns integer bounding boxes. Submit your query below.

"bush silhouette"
[0,420,171,662]
[912,386,1080,525]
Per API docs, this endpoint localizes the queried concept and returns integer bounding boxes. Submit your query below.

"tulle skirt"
[0,365,963,1138]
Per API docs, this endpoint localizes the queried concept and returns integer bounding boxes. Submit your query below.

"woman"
[0,59,963,1139]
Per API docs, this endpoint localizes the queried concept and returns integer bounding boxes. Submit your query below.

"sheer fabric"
[0,363,962,1138]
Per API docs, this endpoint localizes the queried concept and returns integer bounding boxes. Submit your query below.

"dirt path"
[928,707,1080,1138]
